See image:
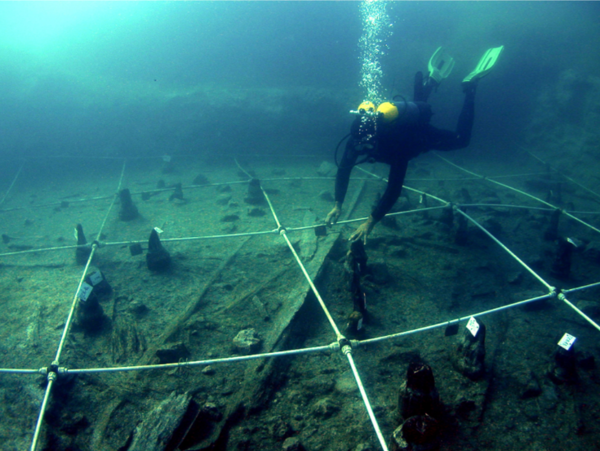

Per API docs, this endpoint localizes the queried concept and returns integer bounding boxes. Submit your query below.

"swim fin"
[428,47,455,84]
[462,46,504,83]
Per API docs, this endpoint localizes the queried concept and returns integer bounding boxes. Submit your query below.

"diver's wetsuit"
[335,86,475,222]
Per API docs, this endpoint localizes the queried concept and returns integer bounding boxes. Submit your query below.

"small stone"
[576,300,600,317]
[193,174,209,185]
[201,402,222,422]
[202,366,215,375]
[318,190,334,202]
[248,207,266,217]
[221,214,240,223]
[129,300,149,317]
[519,371,542,399]
[282,437,305,451]
[156,342,190,364]
[508,271,523,284]
[216,194,232,206]
[578,351,596,370]
[583,241,600,264]
[233,328,262,355]
[311,397,339,418]
[316,161,336,177]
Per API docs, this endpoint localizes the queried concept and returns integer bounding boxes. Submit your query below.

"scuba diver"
[325,46,504,244]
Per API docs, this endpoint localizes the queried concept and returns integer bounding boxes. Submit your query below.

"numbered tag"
[154,227,164,234]
[466,317,479,337]
[88,270,103,286]
[558,333,576,351]
[78,283,93,303]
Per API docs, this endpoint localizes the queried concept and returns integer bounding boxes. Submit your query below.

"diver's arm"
[371,157,409,222]
[334,139,358,206]
[426,84,476,151]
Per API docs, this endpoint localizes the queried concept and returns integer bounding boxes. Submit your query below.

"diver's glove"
[325,202,342,226]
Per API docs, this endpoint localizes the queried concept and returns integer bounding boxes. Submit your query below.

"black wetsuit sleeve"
[426,87,475,151]
[334,139,358,205]
[371,157,409,222]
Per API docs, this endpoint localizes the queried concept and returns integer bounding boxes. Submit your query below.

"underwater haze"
[0,1,598,161]
[3,2,600,451]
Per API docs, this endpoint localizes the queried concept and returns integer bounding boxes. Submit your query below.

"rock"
[221,214,240,222]
[518,370,542,399]
[583,241,600,264]
[316,161,336,177]
[201,402,222,422]
[282,437,305,451]
[390,424,410,451]
[202,366,215,375]
[578,351,596,370]
[270,416,293,441]
[233,328,262,355]
[248,207,266,217]
[193,174,209,185]
[576,300,600,317]
[311,397,339,418]
[128,392,191,451]
[216,194,231,206]
[507,271,523,285]
[129,300,149,317]
[400,414,439,449]
[334,371,357,395]
[479,215,502,236]
[318,190,334,202]
[155,342,190,364]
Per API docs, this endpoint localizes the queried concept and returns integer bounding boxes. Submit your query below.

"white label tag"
[74,228,78,241]
[558,333,576,351]
[89,271,103,286]
[466,317,479,337]
[78,283,93,303]
[154,227,164,234]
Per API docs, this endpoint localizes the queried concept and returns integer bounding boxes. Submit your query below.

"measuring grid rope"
[244,161,390,451]
[29,160,127,451]
[0,156,597,451]
[431,153,600,330]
